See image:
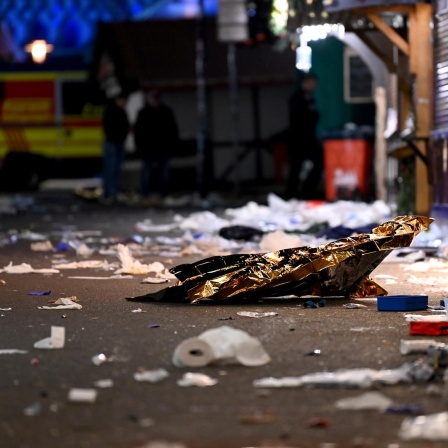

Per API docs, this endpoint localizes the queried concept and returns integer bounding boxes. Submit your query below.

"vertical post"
[409,3,433,215]
[227,42,241,195]
[196,0,208,199]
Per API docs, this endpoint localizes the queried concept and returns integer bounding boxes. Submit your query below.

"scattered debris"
[68,388,98,403]
[305,349,321,356]
[76,243,94,257]
[335,392,393,411]
[385,403,423,414]
[144,216,432,304]
[93,379,114,388]
[28,290,51,296]
[236,311,278,318]
[23,402,42,416]
[115,244,166,275]
[132,308,146,313]
[34,326,65,349]
[177,372,218,387]
[400,339,438,355]
[0,279,5,286]
[0,262,59,274]
[306,418,330,428]
[0,349,28,355]
[37,297,82,310]
[141,276,170,284]
[92,353,109,366]
[134,368,170,383]
[30,240,55,252]
[172,326,271,368]
[343,303,367,309]
[53,260,115,270]
[399,411,448,441]
[0,307,12,311]
[148,324,161,328]
[253,361,431,389]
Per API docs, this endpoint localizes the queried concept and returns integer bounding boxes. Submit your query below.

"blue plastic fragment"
[385,403,423,414]
[55,241,70,251]
[441,299,446,308]
[318,299,326,307]
[28,290,51,296]
[304,301,318,308]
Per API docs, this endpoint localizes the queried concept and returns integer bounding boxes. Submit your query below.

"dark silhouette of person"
[133,88,179,204]
[101,93,129,204]
[285,72,324,200]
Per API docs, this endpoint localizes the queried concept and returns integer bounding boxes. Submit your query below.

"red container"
[323,139,373,201]
[409,321,448,336]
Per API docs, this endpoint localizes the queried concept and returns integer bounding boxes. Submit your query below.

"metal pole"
[227,41,241,195]
[196,0,208,199]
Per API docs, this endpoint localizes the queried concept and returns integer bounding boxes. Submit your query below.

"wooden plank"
[366,13,409,56]
[408,3,433,215]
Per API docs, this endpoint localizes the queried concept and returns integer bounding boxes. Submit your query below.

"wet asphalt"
[0,189,447,448]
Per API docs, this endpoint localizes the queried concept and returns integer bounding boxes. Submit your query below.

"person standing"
[285,72,324,200]
[133,88,179,205]
[101,93,129,204]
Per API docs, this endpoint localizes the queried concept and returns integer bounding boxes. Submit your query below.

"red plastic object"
[409,321,448,336]
[324,139,373,201]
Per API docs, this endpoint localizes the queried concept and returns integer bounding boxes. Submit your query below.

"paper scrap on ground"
[132,308,145,313]
[177,372,218,387]
[68,388,98,403]
[67,275,132,280]
[237,311,279,318]
[0,262,59,274]
[93,379,114,388]
[399,411,448,441]
[335,391,393,411]
[253,365,413,389]
[76,243,94,257]
[134,368,170,383]
[34,326,65,349]
[38,297,82,310]
[172,325,271,368]
[0,308,12,311]
[30,240,54,252]
[115,244,166,275]
[135,218,178,232]
[53,260,114,270]
[0,349,28,354]
[142,276,170,284]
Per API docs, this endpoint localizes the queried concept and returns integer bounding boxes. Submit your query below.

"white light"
[296,41,312,71]
[298,23,345,43]
[25,40,54,64]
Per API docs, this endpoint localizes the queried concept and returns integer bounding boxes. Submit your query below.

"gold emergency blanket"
[130,215,433,304]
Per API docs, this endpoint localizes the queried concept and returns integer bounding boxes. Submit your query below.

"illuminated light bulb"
[25,40,54,64]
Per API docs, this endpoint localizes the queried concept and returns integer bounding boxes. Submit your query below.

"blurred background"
[0,0,443,218]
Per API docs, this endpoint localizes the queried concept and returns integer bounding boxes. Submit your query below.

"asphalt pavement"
[1,189,448,448]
